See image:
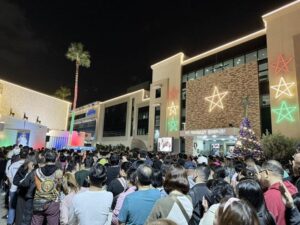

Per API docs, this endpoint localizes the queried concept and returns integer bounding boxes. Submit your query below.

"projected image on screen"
[103,102,127,137]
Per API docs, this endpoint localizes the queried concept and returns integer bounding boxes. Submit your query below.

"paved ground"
[0,191,7,225]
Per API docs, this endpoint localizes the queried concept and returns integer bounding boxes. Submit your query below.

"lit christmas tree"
[233,97,262,158]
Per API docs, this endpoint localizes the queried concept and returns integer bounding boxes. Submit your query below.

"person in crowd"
[236,179,276,225]
[151,169,167,197]
[13,152,37,225]
[60,172,78,225]
[75,154,93,190]
[185,163,196,189]
[6,147,28,225]
[108,161,132,197]
[189,165,212,225]
[112,168,137,225]
[200,179,235,225]
[106,154,121,185]
[231,161,245,188]
[69,164,113,225]
[259,160,298,225]
[31,149,62,225]
[118,164,161,225]
[146,165,193,225]
[291,152,300,191]
[214,198,260,225]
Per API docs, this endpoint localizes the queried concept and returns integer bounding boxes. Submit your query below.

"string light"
[168,118,178,132]
[205,86,228,112]
[272,101,297,123]
[167,101,178,116]
[271,54,293,75]
[270,77,295,99]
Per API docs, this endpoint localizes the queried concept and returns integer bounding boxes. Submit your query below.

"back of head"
[110,154,120,166]
[20,148,29,159]
[139,150,147,159]
[63,172,78,194]
[262,160,284,178]
[44,149,57,163]
[137,164,153,186]
[84,155,94,168]
[216,199,260,225]
[195,165,210,182]
[164,164,189,195]
[152,169,163,188]
[213,166,227,179]
[211,179,234,203]
[146,219,177,225]
[89,164,107,187]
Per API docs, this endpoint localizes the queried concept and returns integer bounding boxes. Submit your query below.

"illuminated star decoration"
[271,54,293,75]
[168,118,178,132]
[168,87,179,100]
[204,87,228,112]
[271,77,295,99]
[168,101,178,116]
[272,101,297,123]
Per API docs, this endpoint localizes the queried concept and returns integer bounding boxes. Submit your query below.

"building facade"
[147,1,300,155]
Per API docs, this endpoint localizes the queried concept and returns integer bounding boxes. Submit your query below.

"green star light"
[272,101,297,123]
[168,118,178,132]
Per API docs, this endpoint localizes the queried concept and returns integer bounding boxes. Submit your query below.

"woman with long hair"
[60,172,79,225]
[236,179,276,225]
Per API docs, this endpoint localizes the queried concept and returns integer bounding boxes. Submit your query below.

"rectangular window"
[234,55,245,66]
[196,69,203,78]
[182,74,188,83]
[246,52,257,63]
[204,66,213,75]
[155,88,161,98]
[213,63,223,73]
[258,48,267,60]
[258,62,268,71]
[182,89,186,100]
[137,106,149,136]
[223,59,233,69]
[188,72,196,81]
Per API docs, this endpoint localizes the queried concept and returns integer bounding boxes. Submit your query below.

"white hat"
[197,155,208,165]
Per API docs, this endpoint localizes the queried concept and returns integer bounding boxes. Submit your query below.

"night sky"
[0,0,294,106]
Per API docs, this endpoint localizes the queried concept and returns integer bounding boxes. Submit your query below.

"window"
[137,106,149,136]
[213,63,223,73]
[234,56,245,66]
[204,66,213,75]
[182,89,186,100]
[182,74,188,83]
[246,52,257,63]
[155,88,161,98]
[258,48,267,60]
[188,72,196,81]
[223,59,233,69]
[196,69,203,78]
[259,62,268,71]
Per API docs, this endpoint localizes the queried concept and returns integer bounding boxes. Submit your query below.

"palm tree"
[66,42,91,145]
[54,86,71,100]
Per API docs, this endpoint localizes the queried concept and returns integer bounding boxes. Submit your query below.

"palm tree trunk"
[68,61,79,146]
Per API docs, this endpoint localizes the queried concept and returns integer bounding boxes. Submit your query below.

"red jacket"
[264,181,298,225]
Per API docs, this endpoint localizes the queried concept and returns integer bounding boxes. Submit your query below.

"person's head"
[84,154,94,169]
[110,154,120,166]
[213,166,227,180]
[292,153,300,176]
[215,198,260,225]
[24,152,37,171]
[136,164,153,186]
[139,150,147,160]
[127,167,137,185]
[152,169,163,188]
[146,219,177,225]
[62,172,79,194]
[44,149,57,163]
[20,148,29,159]
[164,164,189,195]
[210,179,235,204]
[234,162,245,173]
[260,160,284,187]
[194,165,210,183]
[119,161,132,177]
[89,164,107,187]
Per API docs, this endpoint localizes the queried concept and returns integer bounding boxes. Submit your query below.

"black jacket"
[13,166,35,199]
[188,183,212,225]
[286,207,300,225]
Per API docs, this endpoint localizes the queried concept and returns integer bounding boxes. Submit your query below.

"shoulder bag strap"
[171,195,190,224]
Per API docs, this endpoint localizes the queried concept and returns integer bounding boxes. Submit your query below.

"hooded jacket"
[264,181,298,225]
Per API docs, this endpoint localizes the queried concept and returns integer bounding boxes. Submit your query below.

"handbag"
[33,199,50,212]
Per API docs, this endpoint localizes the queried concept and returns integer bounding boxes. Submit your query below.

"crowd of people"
[1,144,300,225]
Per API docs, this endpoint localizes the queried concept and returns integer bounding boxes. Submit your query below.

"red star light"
[168,87,179,100]
[271,54,293,75]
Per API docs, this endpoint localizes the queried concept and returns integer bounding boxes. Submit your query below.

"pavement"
[0,191,7,225]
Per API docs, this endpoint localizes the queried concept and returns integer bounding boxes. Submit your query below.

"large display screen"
[158,137,173,152]
[103,102,127,137]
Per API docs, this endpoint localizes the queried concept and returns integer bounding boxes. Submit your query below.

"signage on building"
[180,127,239,137]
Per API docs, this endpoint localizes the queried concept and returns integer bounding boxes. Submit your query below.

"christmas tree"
[233,117,262,158]
[233,96,262,158]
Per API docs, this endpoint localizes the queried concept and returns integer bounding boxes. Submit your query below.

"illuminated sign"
[272,101,297,123]
[270,77,295,99]
[271,54,293,75]
[205,86,228,112]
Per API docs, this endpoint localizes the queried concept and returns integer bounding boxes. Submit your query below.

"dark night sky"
[0,0,295,106]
